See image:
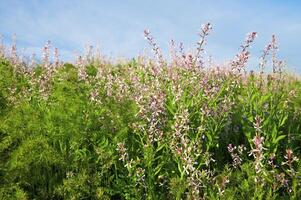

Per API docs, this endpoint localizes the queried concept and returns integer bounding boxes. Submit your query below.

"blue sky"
[0,0,300,72]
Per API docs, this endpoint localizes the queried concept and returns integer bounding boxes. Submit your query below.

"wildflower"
[194,22,212,66]
[245,32,257,46]
[42,40,51,68]
[268,153,277,169]
[29,53,36,69]
[275,173,289,188]
[289,90,296,98]
[84,45,94,62]
[282,149,299,167]
[231,32,257,72]
[253,115,263,133]
[228,144,243,168]
[10,34,18,65]
[259,34,276,71]
[90,90,99,103]
[135,167,146,186]
[144,29,164,67]
[116,142,128,162]
[54,47,60,67]
[77,55,88,81]
[249,134,266,174]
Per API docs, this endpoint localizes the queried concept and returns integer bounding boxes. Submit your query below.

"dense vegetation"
[0,25,301,199]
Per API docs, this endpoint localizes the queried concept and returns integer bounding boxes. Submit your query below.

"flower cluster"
[116,142,128,163]
[227,144,246,168]
[282,149,299,168]
[231,32,257,73]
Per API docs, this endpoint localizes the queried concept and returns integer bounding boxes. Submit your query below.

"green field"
[0,30,301,199]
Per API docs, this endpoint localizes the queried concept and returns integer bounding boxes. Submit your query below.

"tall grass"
[0,24,301,199]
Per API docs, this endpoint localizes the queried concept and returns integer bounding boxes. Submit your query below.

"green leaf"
[273,135,286,144]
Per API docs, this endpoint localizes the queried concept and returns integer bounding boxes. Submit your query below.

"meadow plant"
[0,23,301,199]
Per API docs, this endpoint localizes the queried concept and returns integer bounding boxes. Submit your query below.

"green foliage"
[0,57,301,200]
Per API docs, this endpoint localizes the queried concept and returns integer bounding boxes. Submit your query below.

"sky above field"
[0,0,301,72]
